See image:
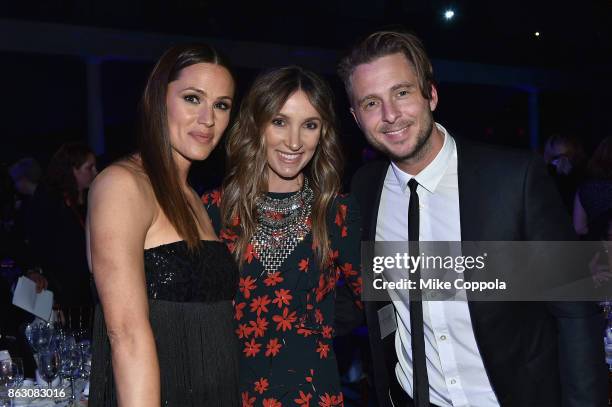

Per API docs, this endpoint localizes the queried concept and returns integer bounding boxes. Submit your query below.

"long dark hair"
[46,142,94,206]
[138,44,233,250]
[222,66,344,269]
[587,136,612,179]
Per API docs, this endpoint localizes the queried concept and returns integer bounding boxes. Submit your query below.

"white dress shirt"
[375,123,499,407]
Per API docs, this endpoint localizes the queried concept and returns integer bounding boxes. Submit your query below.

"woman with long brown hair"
[88,44,239,407]
[27,142,97,331]
[203,66,362,406]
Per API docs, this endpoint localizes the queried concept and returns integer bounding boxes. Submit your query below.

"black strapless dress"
[89,240,240,406]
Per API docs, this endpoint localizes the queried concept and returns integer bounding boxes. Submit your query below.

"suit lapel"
[367,163,389,241]
[456,138,483,242]
[456,138,503,399]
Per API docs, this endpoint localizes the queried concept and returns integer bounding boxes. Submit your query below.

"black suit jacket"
[346,137,606,407]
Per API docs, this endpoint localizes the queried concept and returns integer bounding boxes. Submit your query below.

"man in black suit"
[336,31,606,407]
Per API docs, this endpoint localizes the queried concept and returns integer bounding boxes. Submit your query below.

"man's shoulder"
[455,137,537,173]
[351,160,389,190]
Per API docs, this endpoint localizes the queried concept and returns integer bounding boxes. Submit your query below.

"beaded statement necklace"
[251,178,314,275]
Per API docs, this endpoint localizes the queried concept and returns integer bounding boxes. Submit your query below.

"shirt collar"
[390,123,455,194]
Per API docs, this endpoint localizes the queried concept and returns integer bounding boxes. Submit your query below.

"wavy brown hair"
[46,142,94,206]
[221,66,343,269]
[138,44,234,250]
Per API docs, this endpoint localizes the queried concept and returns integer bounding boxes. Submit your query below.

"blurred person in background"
[1,162,47,377]
[7,157,42,267]
[573,137,612,287]
[26,142,98,333]
[543,134,586,212]
[573,136,612,240]
[9,157,41,198]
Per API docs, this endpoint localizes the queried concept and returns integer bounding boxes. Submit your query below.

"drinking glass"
[25,322,55,353]
[8,358,23,388]
[38,350,60,388]
[0,359,16,407]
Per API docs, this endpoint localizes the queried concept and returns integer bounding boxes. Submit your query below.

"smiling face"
[349,53,442,173]
[264,90,322,192]
[166,63,234,165]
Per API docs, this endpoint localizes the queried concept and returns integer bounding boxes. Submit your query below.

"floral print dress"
[203,191,362,407]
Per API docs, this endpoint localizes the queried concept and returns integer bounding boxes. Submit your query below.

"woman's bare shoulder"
[89,157,153,205]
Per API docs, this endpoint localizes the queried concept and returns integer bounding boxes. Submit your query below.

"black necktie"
[407,178,429,406]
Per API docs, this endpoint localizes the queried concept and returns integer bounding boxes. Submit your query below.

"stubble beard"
[367,112,435,166]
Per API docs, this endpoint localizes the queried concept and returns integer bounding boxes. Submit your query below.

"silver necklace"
[251,178,313,275]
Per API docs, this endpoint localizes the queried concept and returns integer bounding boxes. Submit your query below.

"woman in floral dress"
[204,66,362,407]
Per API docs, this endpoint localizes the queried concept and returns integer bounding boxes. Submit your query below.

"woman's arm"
[572,192,589,236]
[332,194,365,336]
[87,165,160,407]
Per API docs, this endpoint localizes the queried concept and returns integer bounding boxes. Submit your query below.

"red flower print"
[351,278,363,296]
[326,274,337,292]
[211,190,222,206]
[262,398,282,407]
[220,228,238,242]
[335,204,347,227]
[341,226,348,238]
[264,272,283,286]
[272,307,297,331]
[318,392,342,407]
[202,190,221,206]
[294,390,312,406]
[339,263,357,278]
[244,243,255,264]
[297,326,313,337]
[315,274,328,302]
[250,295,271,316]
[254,377,269,394]
[243,338,261,357]
[239,276,257,299]
[235,302,247,321]
[322,325,333,339]
[314,309,324,325]
[328,249,339,264]
[305,369,314,383]
[316,341,330,359]
[249,316,269,338]
[235,323,251,339]
[265,338,282,357]
[241,391,255,407]
[298,258,309,272]
[272,288,292,308]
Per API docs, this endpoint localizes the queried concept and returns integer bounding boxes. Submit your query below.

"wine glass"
[0,359,17,407]
[9,358,23,389]
[38,350,61,389]
[25,322,55,353]
[58,345,80,406]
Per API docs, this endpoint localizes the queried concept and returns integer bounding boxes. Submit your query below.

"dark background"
[1,0,611,189]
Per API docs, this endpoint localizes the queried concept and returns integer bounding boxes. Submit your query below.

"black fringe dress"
[89,240,240,406]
